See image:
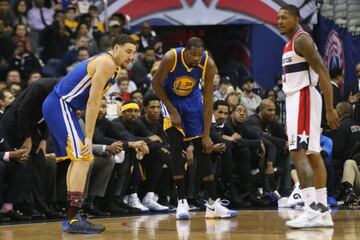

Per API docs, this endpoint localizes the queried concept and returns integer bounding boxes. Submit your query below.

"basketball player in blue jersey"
[42,34,137,234]
[152,37,237,220]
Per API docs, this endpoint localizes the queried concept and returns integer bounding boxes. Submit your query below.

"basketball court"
[1,209,359,239]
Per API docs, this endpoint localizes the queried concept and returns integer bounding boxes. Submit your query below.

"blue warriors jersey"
[161,47,209,140]
[54,52,120,109]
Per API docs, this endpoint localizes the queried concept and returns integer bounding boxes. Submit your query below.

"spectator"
[13,0,28,26]
[90,99,150,214]
[0,78,62,219]
[0,143,30,221]
[326,102,360,187]
[99,20,122,51]
[41,20,71,71]
[111,12,130,34]
[27,0,54,31]
[345,62,360,124]
[341,152,360,206]
[88,5,105,33]
[77,101,116,217]
[8,82,22,96]
[213,73,220,91]
[0,0,15,28]
[66,47,89,73]
[135,22,158,52]
[62,35,90,69]
[213,78,231,102]
[75,22,98,54]
[0,18,15,63]
[0,89,14,114]
[112,101,168,212]
[240,77,262,116]
[63,5,78,36]
[13,23,32,52]
[107,71,136,101]
[264,89,281,120]
[6,69,21,86]
[8,40,43,85]
[329,67,345,106]
[131,90,144,109]
[272,74,286,102]
[246,99,290,195]
[225,92,240,113]
[132,47,155,89]
[27,71,42,85]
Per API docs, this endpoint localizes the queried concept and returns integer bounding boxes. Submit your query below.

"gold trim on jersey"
[201,51,209,84]
[163,117,185,136]
[181,48,193,72]
[56,136,93,161]
[169,49,177,73]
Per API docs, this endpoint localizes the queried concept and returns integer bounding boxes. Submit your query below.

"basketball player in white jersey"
[278,5,340,228]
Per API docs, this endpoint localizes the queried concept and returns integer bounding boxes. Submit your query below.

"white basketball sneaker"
[176,199,190,220]
[128,193,149,212]
[278,185,304,208]
[142,192,169,212]
[286,202,323,228]
[205,199,238,219]
[317,203,334,227]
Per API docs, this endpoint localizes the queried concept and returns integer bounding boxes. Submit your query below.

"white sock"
[301,187,316,208]
[316,188,327,207]
[294,182,300,188]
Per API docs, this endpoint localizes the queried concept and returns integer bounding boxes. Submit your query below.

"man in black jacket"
[0,138,29,222]
[246,99,290,195]
[0,78,62,219]
[139,94,173,207]
[112,100,169,212]
[345,63,360,124]
[91,98,148,214]
[326,101,360,188]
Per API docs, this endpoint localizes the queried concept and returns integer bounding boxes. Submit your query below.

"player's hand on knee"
[202,136,213,153]
[81,138,93,157]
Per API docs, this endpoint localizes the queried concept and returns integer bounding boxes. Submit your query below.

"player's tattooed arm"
[294,34,339,129]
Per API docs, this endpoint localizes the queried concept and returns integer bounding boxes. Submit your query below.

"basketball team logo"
[173,76,196,96]
[324,30,345,70]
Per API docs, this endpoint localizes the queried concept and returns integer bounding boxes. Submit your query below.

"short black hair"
[280,4,300,18]
[213,100,229,111]
[143,93,159,107]
[186,37,204,50]
[329,67,343,79]
[243,76,254,84]
[77,46,89,53]
[112,34,137,48]
[265,89,278,99]
[131,90,143,97]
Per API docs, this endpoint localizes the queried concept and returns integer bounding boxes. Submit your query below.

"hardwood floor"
[1,209,359,239]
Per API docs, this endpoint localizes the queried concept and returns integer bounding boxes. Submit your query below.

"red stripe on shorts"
[297,87,310,135]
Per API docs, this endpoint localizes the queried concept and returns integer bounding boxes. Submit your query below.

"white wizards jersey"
[282,29,319,96]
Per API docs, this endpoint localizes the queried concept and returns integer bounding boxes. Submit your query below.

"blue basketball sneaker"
[62,213,105,234]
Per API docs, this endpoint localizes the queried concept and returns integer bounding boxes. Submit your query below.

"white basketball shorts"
[286,86,322,153]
